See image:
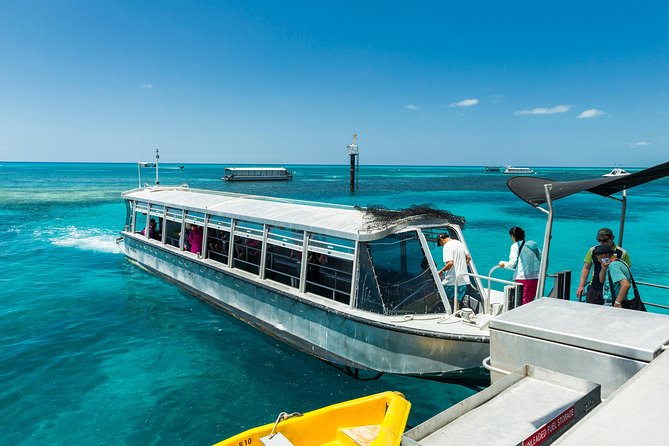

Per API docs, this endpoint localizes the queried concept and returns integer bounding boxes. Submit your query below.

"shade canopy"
[507,161,669,207]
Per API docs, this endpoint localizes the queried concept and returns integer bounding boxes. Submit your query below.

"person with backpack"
[593,244,631,307]
[498,226,542,305]
[576,228,631,305]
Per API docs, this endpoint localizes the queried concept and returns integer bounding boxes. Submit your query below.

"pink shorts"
[516,278,539,305]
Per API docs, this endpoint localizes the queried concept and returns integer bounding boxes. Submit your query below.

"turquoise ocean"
[2,162,668,444]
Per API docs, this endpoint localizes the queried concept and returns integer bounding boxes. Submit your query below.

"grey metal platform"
[489,298,669,397]
[404,365,600,446]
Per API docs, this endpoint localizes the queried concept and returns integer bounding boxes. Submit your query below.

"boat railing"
[454,270,521,315]
[635,281,669,311]
[305,262,352,304]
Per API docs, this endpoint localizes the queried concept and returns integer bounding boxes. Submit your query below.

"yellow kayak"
[215,391,411,446]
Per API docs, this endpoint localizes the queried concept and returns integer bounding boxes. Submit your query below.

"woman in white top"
[498,226,542,305]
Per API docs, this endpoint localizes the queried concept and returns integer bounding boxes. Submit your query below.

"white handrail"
[453,271,518,314]
[482,356,511,375]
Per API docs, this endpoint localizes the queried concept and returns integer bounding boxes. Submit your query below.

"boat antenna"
[155,148,160,185]
[137,161,141,188]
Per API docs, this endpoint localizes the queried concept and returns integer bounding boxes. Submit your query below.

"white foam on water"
[42,226,123,254]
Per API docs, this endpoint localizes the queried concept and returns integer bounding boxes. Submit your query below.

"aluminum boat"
[119,187,516,382]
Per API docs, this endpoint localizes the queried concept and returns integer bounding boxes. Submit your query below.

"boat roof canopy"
[122,187,460,241]
[507,161,669,207]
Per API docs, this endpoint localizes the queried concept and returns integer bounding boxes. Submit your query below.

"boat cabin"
[222,167,293,181]
[122,187,485,316]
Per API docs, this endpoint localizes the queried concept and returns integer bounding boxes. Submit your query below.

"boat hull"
[122,235,490,382]
[216,391,410,446]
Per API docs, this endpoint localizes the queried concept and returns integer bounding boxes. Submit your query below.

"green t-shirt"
[583,244,631,266]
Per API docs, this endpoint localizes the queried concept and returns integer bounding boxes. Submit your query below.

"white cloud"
[450,98,479,107]
[405,104,418,110]
[577,109,606,119]
[514,105,571,115]
[140,83,154,89]
[629,141,651,147]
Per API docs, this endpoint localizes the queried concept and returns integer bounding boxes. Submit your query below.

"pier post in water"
[347,133,359,192]
[155,148,160,185]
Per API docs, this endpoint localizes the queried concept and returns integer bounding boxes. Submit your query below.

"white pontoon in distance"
[222,167,293,181]
[503,166,535,175]
[119,188,516,383]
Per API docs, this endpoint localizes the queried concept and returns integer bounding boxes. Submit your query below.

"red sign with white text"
[522,405,576,446]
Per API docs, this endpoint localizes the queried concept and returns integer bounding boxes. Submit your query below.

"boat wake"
[42,226,122,254]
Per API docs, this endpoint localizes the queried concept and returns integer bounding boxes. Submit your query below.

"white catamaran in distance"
[503,166,535,175]
[119,188,520,383]
[603,167,630,177]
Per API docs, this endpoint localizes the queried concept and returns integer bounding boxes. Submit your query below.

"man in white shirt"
[437,233,471,308]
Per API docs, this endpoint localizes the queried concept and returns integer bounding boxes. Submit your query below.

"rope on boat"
[268,412,303,439]
[389,309,478,325]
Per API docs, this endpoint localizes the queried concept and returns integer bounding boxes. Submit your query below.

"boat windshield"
[356,231,444,315]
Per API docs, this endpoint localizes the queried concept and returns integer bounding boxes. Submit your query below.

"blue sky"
[0,1,667,166]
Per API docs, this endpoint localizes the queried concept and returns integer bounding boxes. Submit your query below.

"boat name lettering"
[238,437,252,446]
[522,405,575,446]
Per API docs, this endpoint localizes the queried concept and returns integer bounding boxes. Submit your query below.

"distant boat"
[138,162,155,168]
[178,165,184,170]
[215,391,410,446]
[504,166,535,175]
[603,168,630,177]
[222,167,293,181]
[485,166,501,172]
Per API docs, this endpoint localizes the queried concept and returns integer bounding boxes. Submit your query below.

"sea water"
[1,163,668,444]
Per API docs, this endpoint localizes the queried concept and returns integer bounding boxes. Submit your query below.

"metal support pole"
[619,189,627,246]
[155,148,160,185]
[349,153,356,192]
[536,184,554,299]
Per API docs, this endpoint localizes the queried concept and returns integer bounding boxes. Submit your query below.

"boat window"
[206,227,229,265]
[267,226,303,250]
[307,234,355,260]
[208,215,232,231]
[164,207,184,247]
[422,227,483,307]
[265,226,304,288]
[232,221,264,275]
[356,231,444,315]
[124,200,133,231]
[305,251,353,304]
[184,211,205,226]
[234,221,264,240]
[133,202,149,234]
[149,204,164,218]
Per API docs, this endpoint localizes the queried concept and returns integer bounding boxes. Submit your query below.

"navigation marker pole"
[347,133,359,192]
[155,148,160,185]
